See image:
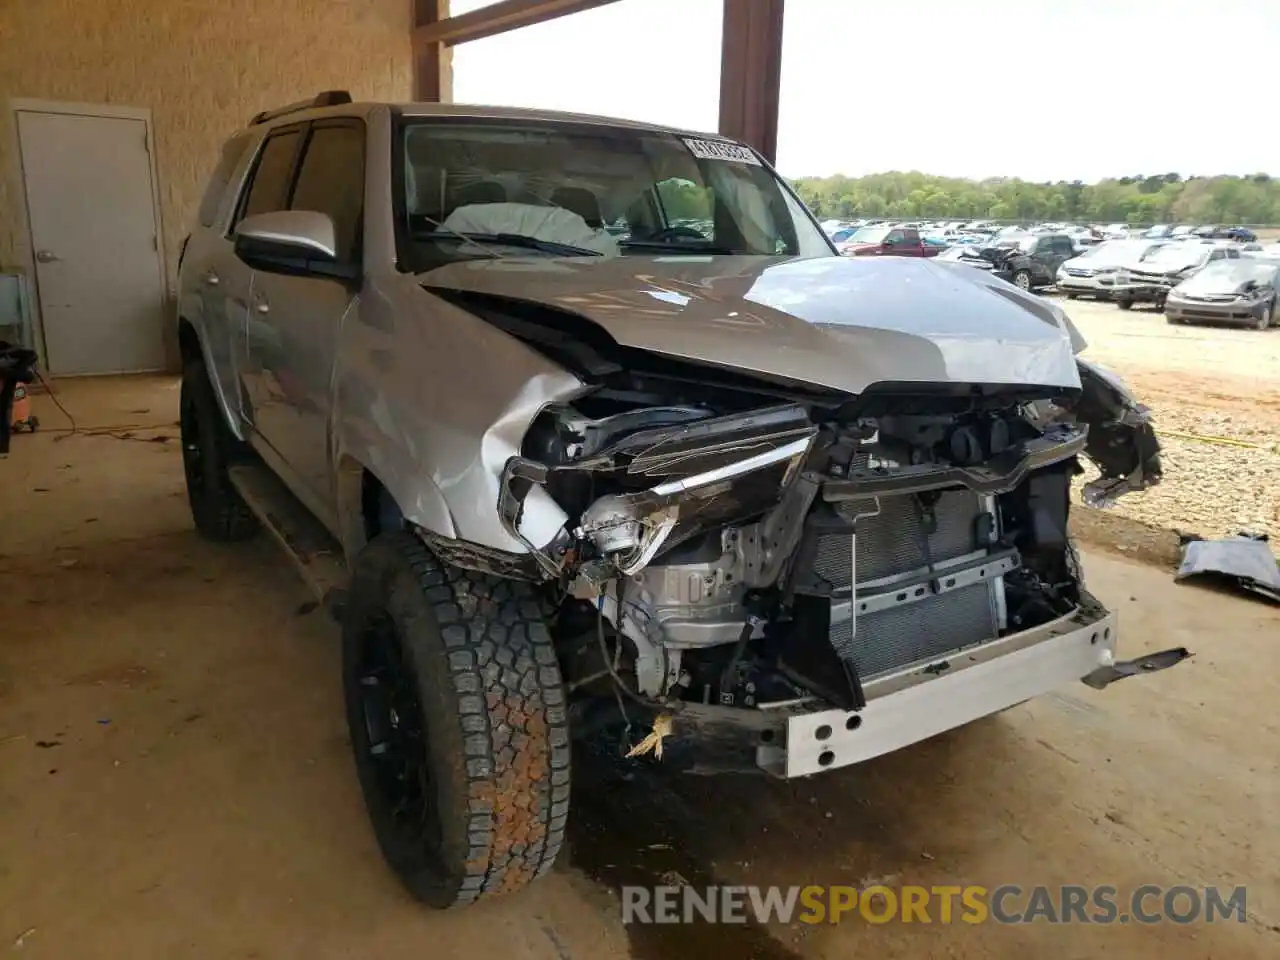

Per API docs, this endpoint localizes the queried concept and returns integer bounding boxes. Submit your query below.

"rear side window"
[289,122,365,262]
[236,129,302,224]
[197,134,252,227]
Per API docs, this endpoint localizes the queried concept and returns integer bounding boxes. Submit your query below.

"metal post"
[718,0,785,164]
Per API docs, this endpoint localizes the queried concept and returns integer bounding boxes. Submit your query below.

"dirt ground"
[0,369,1277,959]
[1061,297,1280,548]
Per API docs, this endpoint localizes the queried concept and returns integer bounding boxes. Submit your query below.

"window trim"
[287,117,367,265]
[226,121,309,239]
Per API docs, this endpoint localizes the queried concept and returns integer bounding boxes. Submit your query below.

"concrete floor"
[1,376,1276,959]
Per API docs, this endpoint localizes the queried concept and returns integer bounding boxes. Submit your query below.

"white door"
[17,110,167,375]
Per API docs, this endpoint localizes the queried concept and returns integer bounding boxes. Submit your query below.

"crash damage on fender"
[418,255,1178,776]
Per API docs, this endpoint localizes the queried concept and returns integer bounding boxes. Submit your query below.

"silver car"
[1111,240,1243,310]
[176,93,1182,909]
[1165,258,1279,329]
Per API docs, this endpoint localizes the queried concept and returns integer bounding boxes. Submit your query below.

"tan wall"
[0,0,418,363]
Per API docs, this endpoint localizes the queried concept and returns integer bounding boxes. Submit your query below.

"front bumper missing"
[763,604,1121,778]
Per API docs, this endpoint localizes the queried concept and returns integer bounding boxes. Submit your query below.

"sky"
[450,0,1280,183]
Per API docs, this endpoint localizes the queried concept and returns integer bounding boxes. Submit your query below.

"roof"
[395,101,725,140]
[243,95,730,143]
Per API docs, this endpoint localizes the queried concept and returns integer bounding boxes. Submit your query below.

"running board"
[227,463,348,619]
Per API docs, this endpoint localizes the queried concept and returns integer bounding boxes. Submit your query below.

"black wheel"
[1065,292,1079,300]
[1255,301,1273,330]
[342,531,570,908]
[180,358,257,541]
[1117,298,1133,311]
[1013,270,1032,291]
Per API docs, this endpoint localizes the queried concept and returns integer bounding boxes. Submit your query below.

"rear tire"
[180,358,258,541]
[342,531,570,908]
[1117,298,1133,311]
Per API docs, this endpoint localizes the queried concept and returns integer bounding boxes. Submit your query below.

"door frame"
[6,98,169,374]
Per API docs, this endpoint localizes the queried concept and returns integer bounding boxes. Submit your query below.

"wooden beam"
[413,0,623,48]
[718,0,785,165]
[413,0,453,101]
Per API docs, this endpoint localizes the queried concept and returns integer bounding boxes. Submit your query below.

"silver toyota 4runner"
[177,91,1186,908]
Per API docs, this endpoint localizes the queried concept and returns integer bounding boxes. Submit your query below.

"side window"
[1054,237,1075,255]
[1208,249,1224,261]
[902,229,920,244]
[289,123,366,262]
[198,134,252,228]
[886,229,906,245]
[1225,247,1240,259]
[236,129,302,225]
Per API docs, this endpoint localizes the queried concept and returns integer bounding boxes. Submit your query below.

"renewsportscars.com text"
[622,884,1248,925]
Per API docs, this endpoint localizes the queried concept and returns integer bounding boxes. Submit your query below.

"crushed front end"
[494,364,1169,777]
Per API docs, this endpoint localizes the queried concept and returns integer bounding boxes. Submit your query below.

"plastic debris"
[625,713,673,760]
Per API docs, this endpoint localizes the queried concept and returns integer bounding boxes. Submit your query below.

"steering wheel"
[645,225,708,242]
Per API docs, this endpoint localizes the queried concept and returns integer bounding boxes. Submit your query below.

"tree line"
[789,171,1280,225]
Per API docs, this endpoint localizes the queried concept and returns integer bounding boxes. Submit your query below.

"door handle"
[35,250,60,263]
[255,300,270,315]
[204,271,220,286]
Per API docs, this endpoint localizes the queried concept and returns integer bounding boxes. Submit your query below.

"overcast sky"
[450,0,1279,182]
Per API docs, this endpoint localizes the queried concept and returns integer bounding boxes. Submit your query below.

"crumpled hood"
[418,255,1084,395]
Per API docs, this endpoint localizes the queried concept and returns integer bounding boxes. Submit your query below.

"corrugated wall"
[0,0,414,338]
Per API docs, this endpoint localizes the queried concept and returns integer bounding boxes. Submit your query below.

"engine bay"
[489,356,1161,713]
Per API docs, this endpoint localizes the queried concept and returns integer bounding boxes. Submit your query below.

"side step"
[228,463,349,618]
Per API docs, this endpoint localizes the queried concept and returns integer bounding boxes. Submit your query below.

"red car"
[839,225,941,258]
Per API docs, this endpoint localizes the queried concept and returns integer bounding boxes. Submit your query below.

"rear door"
[180,131,255,422]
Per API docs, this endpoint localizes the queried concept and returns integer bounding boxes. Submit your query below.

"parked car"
[1056,239,1170,300]
[177,92,1178,909]
[1169,225,1197,239]
[1111,241,1242,310]
[937,232,1077,291]
[838,224,941,257]
[1164,258,1278,329]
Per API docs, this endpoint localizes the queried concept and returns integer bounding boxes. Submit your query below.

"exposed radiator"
[808,491,1006,680]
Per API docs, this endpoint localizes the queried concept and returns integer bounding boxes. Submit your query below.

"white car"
[1056,240,1170,299]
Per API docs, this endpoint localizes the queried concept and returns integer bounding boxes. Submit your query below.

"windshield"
[1140,244,1209,270]
[847,225,891,244]
[395,119,832,270]
[1179,260,1273,291]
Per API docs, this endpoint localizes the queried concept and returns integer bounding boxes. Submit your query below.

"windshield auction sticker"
[682,137,762,165]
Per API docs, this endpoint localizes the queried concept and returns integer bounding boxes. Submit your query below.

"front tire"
[1255,301,1273,330]
[180,358,257,541]
[1117,298,1133,311]
[1013,270,1032,291]
[342,532,570,908]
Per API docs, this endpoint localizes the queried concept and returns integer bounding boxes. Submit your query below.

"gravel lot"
[1059,297,1280,543]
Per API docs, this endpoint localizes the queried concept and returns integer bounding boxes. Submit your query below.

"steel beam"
[414,0,623,48]
[718,0,785,164]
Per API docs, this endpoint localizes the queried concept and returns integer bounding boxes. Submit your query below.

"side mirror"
[236,210,337,260]
[233,210,358,282]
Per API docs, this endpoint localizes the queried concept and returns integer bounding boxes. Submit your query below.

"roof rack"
[249,90,352,127]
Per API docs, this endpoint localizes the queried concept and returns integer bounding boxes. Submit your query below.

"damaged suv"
[177,93,1181,909]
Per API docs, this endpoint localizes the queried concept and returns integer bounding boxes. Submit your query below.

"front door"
[244,120,365,530]
[16,108,166,375]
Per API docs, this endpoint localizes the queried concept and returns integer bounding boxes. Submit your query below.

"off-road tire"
[342,531,570,908]
[180,358,257,541]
